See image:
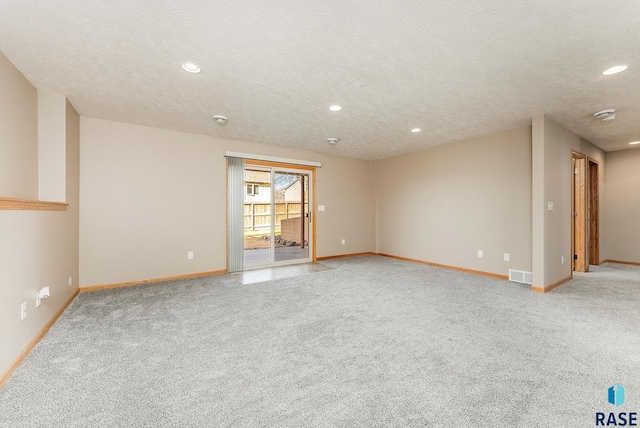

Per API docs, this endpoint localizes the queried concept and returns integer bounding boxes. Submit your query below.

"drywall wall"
[65,98,81,287]
[532,116,605,289]
[0,50,38,199]
[79,118,372,287]
[38,92,68,202]
[531,115,546,288]
[0,52,80,379]
[603,148,640,263]
[375,127,532,277]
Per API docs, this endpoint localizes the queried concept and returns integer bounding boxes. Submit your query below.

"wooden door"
[572,153,587,272]
[588,159,599,265]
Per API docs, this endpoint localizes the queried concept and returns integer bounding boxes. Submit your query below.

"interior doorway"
[588,159,600,265]
[571,151,599,272]
[243,162,314,270]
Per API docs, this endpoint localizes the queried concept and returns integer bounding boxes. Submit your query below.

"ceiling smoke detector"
[327,138,339,145]
[212,115,227,124]
[593,109,616,121]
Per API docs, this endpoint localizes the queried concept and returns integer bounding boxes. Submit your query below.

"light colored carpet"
[0,256,638,427]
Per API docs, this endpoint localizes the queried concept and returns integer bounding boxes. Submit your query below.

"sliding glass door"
[243,165,312,269]
[274,170,310,263]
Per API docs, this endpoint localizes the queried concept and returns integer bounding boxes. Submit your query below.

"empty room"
[1,1,639,427]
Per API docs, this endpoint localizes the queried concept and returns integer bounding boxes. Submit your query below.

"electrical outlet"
[504,253,510,261]
[68,276,73,286]
[21,302,27,320]
[341,239,345,245]
[477,250,483,258]
[187,251,194,260]
[561,255,565,264]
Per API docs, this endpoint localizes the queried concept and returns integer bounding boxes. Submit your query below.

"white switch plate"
[504,253,510,261]
[477,250,483,258]
[21,302,27,320]
[548,201,554,211]
[68,276,73,286]
[561,255,565,264]
[341,239,345,245]
[318,205,325,212]
[187,251,194,260]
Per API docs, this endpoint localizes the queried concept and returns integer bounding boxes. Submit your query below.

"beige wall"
[79,118,372,287]
[65,99,81,286]
[0,50,80,377]
[532,116,605,288]
[531,116,546,287]
[38,92,68,202]
[603,148,640,263]
[374,127,532,276]
[0,51,38,199]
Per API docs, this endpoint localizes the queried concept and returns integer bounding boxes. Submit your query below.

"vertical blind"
[227,156,245,273]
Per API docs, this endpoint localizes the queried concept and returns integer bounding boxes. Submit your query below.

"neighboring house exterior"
[244,171,303,204]
[244,171,306,230]
[244,170,272,203]
[281,179,302,203]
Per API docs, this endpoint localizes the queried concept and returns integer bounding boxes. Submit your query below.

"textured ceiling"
[1,0,639,160]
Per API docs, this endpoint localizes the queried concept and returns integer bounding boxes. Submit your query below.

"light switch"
[318,205,325,212]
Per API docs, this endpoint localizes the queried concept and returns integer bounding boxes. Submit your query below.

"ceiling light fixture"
[593,109,616,121]
[411,128,422,133]
[602,65,628,75]
[630,141,640,145]
[212,115,227,124]
[329,105,342,112]
[181,62,201,73]
[327,138,339,145]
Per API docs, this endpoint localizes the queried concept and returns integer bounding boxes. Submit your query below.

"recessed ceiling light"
[602,65,628,75]
[630,141,640,145]
[411,128,422,133]
[329,105,342,112]
[181,62,201,73]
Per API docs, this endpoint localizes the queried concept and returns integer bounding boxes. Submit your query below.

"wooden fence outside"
[244,202,309,230]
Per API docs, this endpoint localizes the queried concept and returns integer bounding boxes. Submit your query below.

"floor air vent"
[509,269,533,285]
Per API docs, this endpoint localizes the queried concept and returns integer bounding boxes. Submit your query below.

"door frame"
[587,158,600,265]
[571,150,599,272]
[244,159,316,269]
